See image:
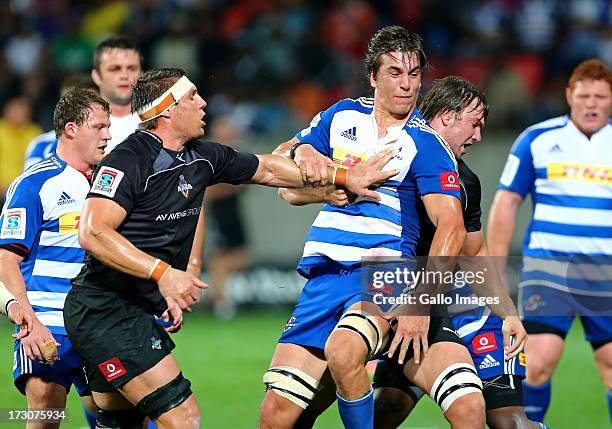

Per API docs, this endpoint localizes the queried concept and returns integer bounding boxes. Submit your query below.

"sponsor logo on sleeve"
[499,154,520,186]
[98,357,127,381]
[91,167,124,198]
[440,172,460,191]
[0,208,26,240]
[472,332,498,354]
[59,213,81,234]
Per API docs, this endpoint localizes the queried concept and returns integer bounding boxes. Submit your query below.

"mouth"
[585,112,598,120]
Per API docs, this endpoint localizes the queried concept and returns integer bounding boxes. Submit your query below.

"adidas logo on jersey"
[548,143,562,153]
[340,127,357,141]
[479,354,500,369]
[57,192,76,206]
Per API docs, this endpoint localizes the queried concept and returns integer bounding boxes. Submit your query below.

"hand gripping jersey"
[0,156,89,335]
[294,98,460,277]
[499,116,612,302]
[71,130,259,315]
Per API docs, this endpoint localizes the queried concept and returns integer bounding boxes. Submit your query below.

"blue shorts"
[452,313,526,380]
[520,284,612,346]
[279,266,366,350]
[13,333,89,396]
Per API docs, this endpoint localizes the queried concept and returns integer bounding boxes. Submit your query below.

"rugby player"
[373,76,544,429]
[0,89,111,429]
[258,26,484,429]
[488,58,612,424]
[62,68,395,429]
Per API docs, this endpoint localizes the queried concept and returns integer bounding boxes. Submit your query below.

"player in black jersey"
[374,78,545,429]
[63,68,398,429]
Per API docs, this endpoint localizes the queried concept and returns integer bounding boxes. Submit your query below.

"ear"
[439,109,454,126]
[565,86,572,108]
[91,69,102,87]
[64,122,78,139]
[369,71,377,89]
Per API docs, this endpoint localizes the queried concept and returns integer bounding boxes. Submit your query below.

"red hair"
[568,59,612,91]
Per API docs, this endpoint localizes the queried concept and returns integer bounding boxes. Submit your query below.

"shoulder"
[7,158,63,196]
[407,116,456,166]
[28,130,57,145]
[332,97,374,115]
[515,115,569,145]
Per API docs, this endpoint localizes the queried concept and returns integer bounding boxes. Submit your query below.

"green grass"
[0,311,608,428]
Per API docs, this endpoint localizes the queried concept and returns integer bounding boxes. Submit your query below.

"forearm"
[0,252,32,312]
[80,227,162,280]
[278,185,335,206]
[252,154,335,188]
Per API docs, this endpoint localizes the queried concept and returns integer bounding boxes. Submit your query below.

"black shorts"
[64,288,175,392]
[482,374,524,410]
[209,194,247,250]
[373,316,466,397]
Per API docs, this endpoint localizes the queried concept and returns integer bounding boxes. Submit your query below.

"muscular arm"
[79,198,159,278]
[487,189,523,258]
[424,194,466,259]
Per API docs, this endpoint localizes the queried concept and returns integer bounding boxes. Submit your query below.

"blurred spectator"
[0,97,42,201]
[205,116,251,319]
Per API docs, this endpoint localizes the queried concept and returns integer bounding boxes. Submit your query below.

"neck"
[373,102,413,138]
[55,139,91,172]
[570,117,598,139]
[108,101,132,118]
[146,127,187,152]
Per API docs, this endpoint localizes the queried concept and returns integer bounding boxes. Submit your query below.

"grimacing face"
[442,97,485,159]
[370,51,422,118]
[92,48,142,107]
[566,79,611,137]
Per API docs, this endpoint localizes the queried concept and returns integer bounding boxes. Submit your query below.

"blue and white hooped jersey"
[295,98,460,277]
[498,116,612,295]
[23,130,58,171]
[499,116,611,258]
[0,156,89,335]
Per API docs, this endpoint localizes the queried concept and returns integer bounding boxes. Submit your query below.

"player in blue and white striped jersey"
[259,27,484,429]
[488,59,612,424]
[0,89,110,423]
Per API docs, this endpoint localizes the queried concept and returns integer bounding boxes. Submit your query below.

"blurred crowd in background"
[0,0,610,137]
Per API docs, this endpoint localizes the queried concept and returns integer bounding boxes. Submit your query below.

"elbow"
[278,188,302,206]
[78,222,100,254]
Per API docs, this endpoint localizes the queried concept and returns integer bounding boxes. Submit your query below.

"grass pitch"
[0,310,608,428]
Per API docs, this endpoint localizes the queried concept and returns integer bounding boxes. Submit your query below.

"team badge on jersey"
[98,357,127,381]
[1,208,26,240]
[59,213,81,234]
[440,172,460,191]
[499,154,520,186]
[472,332,497,354]
[91,167,124,198]
[177,175,193,198]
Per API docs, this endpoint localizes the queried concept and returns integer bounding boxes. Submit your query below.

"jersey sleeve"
[88,147,145,214]
[497,131,535,198]
[412,135,461,200]
[205,142,260,185]
[294,102,337,157]
[0,179,43,256]
[464,175,482,233]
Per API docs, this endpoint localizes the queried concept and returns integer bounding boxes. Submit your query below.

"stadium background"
[0,0,610,427]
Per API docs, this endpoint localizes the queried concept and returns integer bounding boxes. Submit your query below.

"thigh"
[24,377,68,408]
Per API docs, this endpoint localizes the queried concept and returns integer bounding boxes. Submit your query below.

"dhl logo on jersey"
[547,163,612,184]
[332,147,367,168]
[59,213,81,234]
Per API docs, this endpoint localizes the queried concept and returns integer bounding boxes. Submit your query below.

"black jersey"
[416,159,482,255]
[71,130,259,315]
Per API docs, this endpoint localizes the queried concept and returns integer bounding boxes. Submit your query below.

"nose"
[197,93,207,110]
[473,127,482,142]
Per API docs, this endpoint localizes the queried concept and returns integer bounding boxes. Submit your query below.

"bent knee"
[259,392,303,429]
[324,333,367,373]
[445,393,485,428]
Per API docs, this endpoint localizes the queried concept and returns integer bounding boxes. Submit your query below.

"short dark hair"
[131,68,185,130]
[419,76,489,123]
[364,26,430,81]
[53,88,110,137]
[93,35,143,71]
